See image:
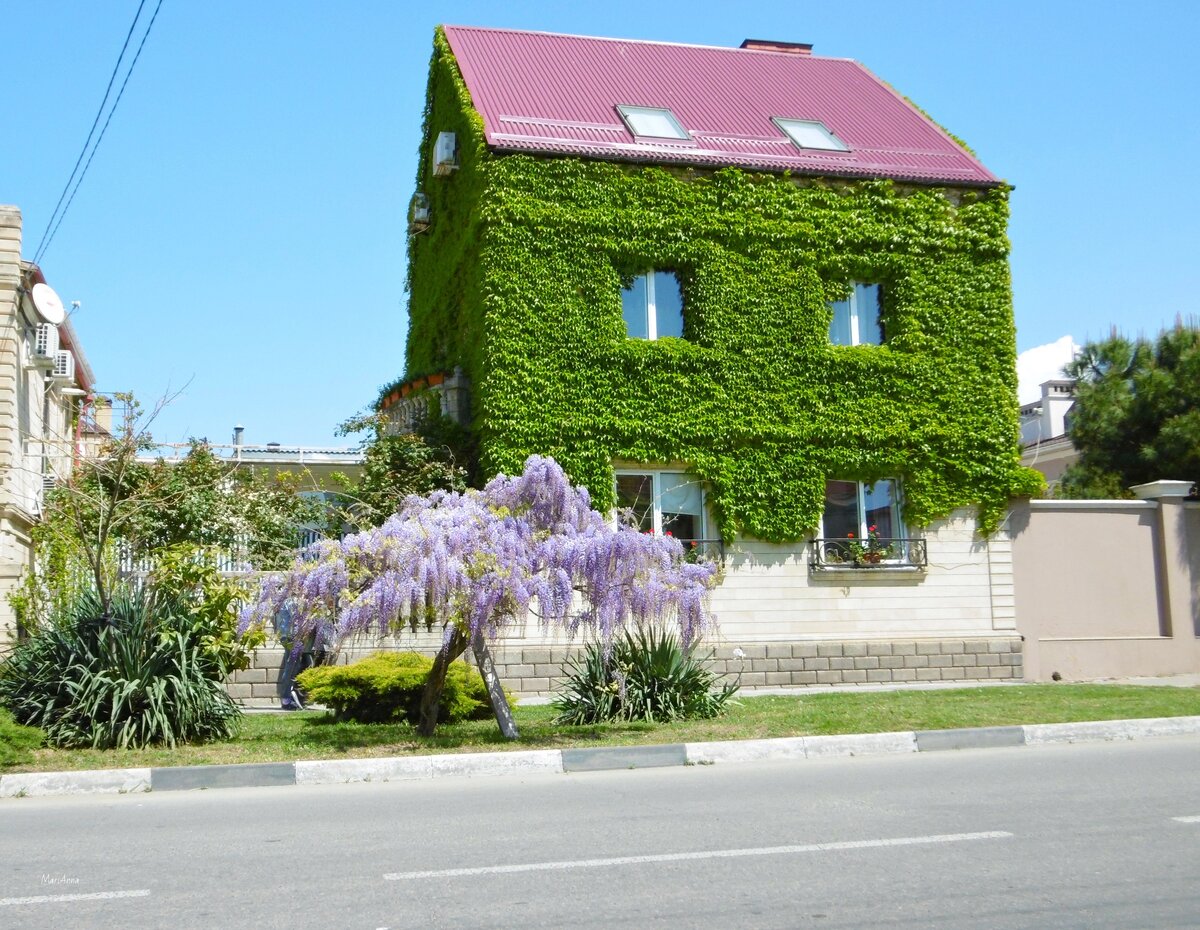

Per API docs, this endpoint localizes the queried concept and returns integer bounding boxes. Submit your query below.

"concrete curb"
[915,726,1025,752]
[563,744,687,772]
[4,715,1200,799]
[152,762,296,792]
[0,767,151,799]
[1022,715,1200,745]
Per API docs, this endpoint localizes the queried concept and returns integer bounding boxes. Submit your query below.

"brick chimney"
[740,39,813,55]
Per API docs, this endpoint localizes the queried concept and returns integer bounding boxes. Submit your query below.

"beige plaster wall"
[0,207,27,647]
[709,508,1014,642]
[1011,498,1200,680]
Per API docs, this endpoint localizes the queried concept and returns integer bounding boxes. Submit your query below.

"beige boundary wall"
[1010,481,1200,681]
[231,507,1024,703]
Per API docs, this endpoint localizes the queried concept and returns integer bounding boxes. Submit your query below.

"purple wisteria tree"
[239,456,719,737]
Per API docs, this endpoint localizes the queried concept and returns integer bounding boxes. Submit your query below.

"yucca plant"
[0,588,240,748]
[553,626,738,725]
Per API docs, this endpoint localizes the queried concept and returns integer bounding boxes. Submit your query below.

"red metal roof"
[442,26,999,187]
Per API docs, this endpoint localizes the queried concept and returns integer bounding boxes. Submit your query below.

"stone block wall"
[228,636,1023,706]
[486,636,1023,696]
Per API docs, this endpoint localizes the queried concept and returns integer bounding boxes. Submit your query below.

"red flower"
[869,525,877,532]
[846,532,855,539]
[665,531,673,537]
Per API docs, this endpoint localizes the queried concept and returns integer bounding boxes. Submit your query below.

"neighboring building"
[0,205,96,643]
[145,430,365,488]
[144,429,364,549]
[1019,378,1079,489]
[373,27,1040,694]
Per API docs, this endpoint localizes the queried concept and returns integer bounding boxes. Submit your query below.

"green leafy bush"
[296,651,501,724]
[0,708,42,768]
[147,544,265,676]
[0,589,241,748]
[553,627,738,725]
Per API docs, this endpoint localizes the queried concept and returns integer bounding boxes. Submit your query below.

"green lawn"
[5,683,1199,773]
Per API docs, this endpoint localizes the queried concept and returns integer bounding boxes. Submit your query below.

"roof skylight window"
[617,105,690,140]
[774,118,849,152]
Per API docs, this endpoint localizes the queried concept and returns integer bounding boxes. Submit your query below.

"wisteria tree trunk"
[472,631,519,740]
[417,629,469,737]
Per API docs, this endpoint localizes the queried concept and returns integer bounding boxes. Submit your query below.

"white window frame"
[616,105,690,140]
[622,271,683,341]
[613,469,708,540]
[829,282,883,346]
[773,117,849,152]
[819,479,907,569]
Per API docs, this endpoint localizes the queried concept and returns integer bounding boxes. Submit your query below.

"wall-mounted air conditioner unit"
[42,474,59,494]
[34,323,59,364]
[52,349,75,383]
[409,192,431,233]
[432,131,458,176]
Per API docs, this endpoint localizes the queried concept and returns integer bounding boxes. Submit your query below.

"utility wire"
[34,0,164,265]
[33,0,147,264]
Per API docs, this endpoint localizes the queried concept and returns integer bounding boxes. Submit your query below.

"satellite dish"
[31,283,66,325]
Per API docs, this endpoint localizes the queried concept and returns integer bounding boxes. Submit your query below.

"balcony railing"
[809,537,927,572]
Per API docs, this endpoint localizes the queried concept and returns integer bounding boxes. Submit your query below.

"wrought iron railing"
[809,537,927,571]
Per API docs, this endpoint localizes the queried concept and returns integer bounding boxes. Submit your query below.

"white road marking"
[1172,816,1200,823]
[384,831,1013,881]
[0,889,150,907]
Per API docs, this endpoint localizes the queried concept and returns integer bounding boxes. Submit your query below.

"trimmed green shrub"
[296,651,502,724]
[0,708,42,768]
[553,627,738,724]
[0,589,241,749]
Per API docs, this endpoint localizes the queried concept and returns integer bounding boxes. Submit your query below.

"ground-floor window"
[823,479,901,541]
[812,479,927,570]
[614,470,707,542]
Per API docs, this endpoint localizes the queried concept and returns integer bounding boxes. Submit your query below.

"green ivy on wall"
[401,28,1043,542]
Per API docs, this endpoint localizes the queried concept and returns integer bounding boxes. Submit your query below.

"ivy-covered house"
[384,26,1041,690]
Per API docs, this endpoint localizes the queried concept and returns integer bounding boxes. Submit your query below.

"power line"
[34,0,165,265]
[33,0,147,264]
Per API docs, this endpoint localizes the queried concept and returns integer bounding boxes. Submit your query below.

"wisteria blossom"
[239,456,719,658]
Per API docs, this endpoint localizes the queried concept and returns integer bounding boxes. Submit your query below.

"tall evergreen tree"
[1060,323,1200,498]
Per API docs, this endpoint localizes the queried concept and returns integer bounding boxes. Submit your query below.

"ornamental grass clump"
[240,455,720,738]
[295,651,500,724]
[553,626,738,725]
[0,589,241,749]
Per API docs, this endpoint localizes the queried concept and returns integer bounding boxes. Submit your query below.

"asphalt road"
[2,737,1198,929]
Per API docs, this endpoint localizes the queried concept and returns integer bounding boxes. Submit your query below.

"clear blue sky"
[4,1,1196,446]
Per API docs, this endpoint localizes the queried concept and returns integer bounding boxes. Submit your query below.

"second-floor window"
[829,283,883,346]
[622,271,684,340]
